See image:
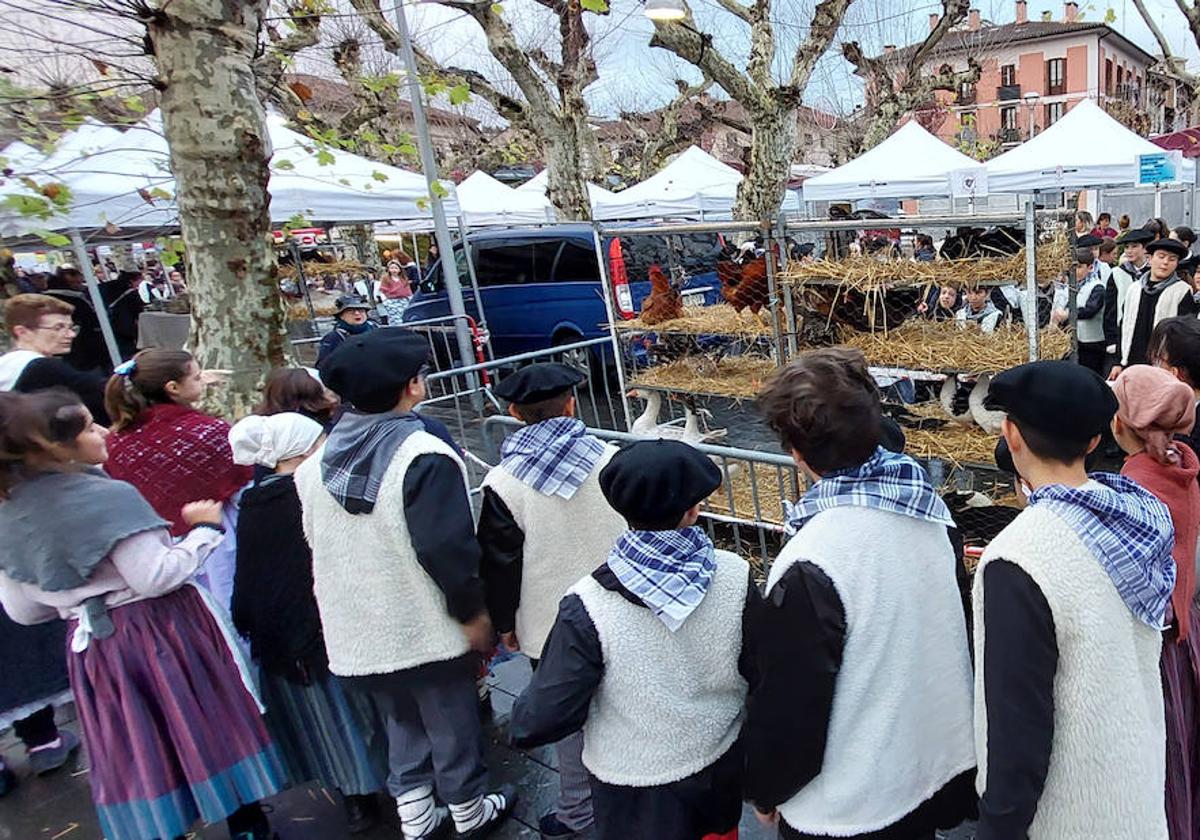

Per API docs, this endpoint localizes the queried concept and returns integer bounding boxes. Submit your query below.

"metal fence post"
[763,219,785,367]
[590,222,633,430]
[1023,199,1040,361]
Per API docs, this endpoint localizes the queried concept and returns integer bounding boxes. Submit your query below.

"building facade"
[877,1,1196,154]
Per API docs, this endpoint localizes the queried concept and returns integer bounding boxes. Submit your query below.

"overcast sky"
[3,0,1198,127]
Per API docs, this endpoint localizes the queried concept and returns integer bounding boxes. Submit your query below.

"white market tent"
[517,169,617,205]
[984,98,1196,192]
[456,170,554,226]
[0,111,459,237]
[593,145,803,220]
[801,121,979,202]
[1,140,44,169]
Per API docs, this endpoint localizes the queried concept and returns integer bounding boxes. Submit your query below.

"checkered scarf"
[606,526,717,632]
[784,446,954,537]
[499,417,606,499]
[321,411,423,514]
[1029,473,1176,629]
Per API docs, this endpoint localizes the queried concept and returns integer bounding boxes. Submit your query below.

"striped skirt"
[260,669,386,797]
[67,586,284,840]
[1163,610,1200,840]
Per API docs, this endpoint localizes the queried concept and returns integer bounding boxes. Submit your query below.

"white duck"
[939,376,976,426]
[968,374,1005,434]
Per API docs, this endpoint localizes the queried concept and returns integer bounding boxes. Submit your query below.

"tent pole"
[391,0,477,386]
[1023,199,1039,363]
[69,228,122,368]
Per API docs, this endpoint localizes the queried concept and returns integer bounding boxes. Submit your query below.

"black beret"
[319,328,430,413]
[1180,255,1200,273]
[494,362,585,405]
[1117,227,1155,245]
[879,415,907,454]
[1147,238,1190,259]
[984,360,1117,441]
[1075,234,1102,248]
[599,440,722,526]
[334,294,372,314]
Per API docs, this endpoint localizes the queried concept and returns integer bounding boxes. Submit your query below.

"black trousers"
[11,704,58,748]
[1077,340,1108,375]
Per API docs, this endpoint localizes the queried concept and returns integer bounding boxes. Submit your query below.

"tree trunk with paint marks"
[147,0,283,417]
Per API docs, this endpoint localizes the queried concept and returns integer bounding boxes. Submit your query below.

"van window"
[553,241,601,282]
[473,240,561,286]
[419,245,470,293]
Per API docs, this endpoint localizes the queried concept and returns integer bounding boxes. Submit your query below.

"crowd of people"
[1,207,1200,840]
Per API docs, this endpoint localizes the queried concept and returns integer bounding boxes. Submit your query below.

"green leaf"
[430,181,449,199]
[123,95,145,113]
[398,142,418,157]
[339,178,351,186]
[1104,6,1116,23]
[4,193,52,219]
[449,83,471,106]
[580,0,608,12]
[416,198,430,211]
[282,212,311,233]
[160,249,181,267]
[31,229,69,247]
[360,129,381,144]
[149,187,173,200]
[274,158,296,170]
[316,149,336,166]
[371,170,389,182]
[490,2,504,12]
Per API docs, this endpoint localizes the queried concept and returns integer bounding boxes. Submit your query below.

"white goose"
[939,376,976,426]
[968,374,1005,434]
[628,389,727,446]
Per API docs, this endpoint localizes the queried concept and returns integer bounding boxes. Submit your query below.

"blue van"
[401,225,723,361]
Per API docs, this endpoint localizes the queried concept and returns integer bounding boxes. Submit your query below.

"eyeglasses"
[36,323,79,335]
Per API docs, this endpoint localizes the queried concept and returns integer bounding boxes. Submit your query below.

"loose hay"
[632,356,776,399]
[616,303,773,337]
[898,403,998,466]
[278,259,369,280]
[782,237,1070,288]
[842,321,1072,373]
[705,464,792,527]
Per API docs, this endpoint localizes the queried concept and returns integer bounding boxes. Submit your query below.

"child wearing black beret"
[509,439,752,840]
[476,362,626,837]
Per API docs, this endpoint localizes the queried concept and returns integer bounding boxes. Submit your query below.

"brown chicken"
[639,264,683,325]
[720,257,769,319]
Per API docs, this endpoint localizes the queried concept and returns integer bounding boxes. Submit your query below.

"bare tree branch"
[787,0,854,90]
[1131,0,1199,85]
[712,0,752,24]
[636,74,712,179]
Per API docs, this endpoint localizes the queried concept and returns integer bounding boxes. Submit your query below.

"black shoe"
[538,812,582,838]
[344,793,380,835]
[0,766,16,798]
[455,785,518,839]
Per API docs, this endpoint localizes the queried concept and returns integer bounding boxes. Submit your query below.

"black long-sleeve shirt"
[976,560,1058,840]
[509,565,756,749]
[477,487,524,635]
[14,357,110,425]
[1075,282,1106,323]
[402,453,486,623]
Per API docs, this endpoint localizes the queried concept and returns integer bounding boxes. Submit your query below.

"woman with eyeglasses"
[0,294,108,424]
[103,350,253,612]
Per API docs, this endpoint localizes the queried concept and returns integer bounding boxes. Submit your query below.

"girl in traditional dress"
[0,388,282,840]
[378,258,415,324]
[229,412,387,834]
[103,350,252,612]
[1111,365,1200,840]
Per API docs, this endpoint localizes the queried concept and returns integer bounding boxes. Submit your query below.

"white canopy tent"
[984,98,1196,192]
[516,169,616,206]
[1,140,44,169]
[456,170,554,226]
[0,111,459,237]
[801,121,980,202]
[592,145,803,220]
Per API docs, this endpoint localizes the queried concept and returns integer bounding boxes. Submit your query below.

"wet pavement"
[0,655,975,840]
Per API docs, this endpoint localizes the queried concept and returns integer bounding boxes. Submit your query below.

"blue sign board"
[1137,152,1181,186]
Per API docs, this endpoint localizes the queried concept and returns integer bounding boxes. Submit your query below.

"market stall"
[455,170,555,226]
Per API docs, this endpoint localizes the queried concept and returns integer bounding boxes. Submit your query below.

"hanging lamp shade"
[644,0,687,21]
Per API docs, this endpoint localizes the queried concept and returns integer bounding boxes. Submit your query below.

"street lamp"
[644,0,687,21]
[1023,90,1040,140]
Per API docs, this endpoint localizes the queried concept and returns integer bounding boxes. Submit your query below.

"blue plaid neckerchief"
[606,526,717,632]
[499,417,606,500]
[783,446,954,537]
[1029,473,1176,629]
[321,411,424,514]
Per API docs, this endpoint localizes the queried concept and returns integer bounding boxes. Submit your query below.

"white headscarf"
[229,412,323,469]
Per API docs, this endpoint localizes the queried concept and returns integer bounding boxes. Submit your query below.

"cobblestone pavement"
[0,655,975,839]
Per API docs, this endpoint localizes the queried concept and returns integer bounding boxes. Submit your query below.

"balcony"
[999,127,1022,144]
[997,84,1021,101]
[955,89,977,106]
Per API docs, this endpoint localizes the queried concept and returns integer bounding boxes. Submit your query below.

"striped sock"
[397,786,445,839]
[448,791,507,833]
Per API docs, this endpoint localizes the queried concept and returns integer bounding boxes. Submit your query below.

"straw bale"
[841,321,1071,373]
[782,237,1070,289]
[632,356,776,399]
[616,303,773,337]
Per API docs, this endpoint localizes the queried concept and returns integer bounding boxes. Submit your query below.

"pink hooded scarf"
[1113,365,1197,465]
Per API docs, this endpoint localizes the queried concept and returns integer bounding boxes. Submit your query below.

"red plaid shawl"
[106,403,252,536]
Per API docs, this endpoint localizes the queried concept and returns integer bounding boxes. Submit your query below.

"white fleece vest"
[1111,262,1142,326]
[1075,275,1107,344]
[1120,279,1192,365]
[767,507,975,836]
[974,503,1167,840]
[0,350,42,391]
[295,430,470,677]
[482,443,625,659]
[572,550,748,787]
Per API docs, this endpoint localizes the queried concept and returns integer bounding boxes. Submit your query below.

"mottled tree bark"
[734,103,796,223]
[147,0,283,417]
